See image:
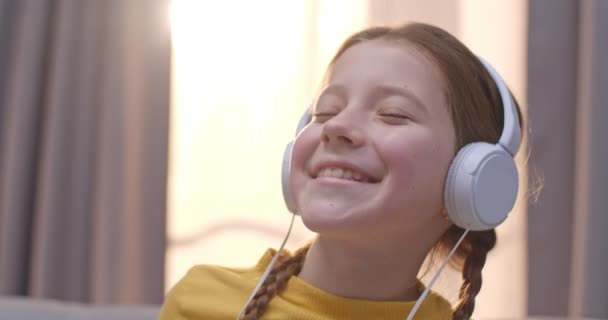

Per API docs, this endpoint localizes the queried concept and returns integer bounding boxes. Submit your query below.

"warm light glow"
[167,0,367,290]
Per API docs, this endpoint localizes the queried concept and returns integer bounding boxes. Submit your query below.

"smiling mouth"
[314,167,381,183]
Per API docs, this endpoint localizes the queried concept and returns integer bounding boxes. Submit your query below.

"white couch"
[0,296,160,320]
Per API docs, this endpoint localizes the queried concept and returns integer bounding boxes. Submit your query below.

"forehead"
[326,40,446,106]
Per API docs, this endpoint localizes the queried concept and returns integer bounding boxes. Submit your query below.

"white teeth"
[343,170,352,179]
[331,168,343,177]
[317,167,370,182]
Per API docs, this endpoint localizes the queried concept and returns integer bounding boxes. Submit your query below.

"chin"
[298,201,378,237]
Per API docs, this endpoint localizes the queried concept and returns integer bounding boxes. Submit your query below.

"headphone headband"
[477,56,521,155]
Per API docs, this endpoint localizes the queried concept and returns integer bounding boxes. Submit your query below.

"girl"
[161,22,524,320]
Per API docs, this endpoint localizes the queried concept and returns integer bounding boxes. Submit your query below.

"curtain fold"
[570,0,608,317]
[0,0,170,304]
[527,0,608,318]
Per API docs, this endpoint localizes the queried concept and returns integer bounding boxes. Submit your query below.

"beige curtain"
[527,0,608,318]
[0,0,170,304]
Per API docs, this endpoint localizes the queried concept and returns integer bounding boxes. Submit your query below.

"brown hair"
[242,22,523,320]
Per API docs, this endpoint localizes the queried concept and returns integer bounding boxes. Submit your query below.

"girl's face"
[289,40,457,240]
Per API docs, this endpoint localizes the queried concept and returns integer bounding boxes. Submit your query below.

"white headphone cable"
[236,217,467,320]
[236,212,296,320]
[405,229,470,320]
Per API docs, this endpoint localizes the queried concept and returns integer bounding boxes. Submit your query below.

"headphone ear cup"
[282,140,296,213]
[444,142,519,230]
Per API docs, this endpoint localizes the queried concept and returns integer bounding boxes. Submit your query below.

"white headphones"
[281,56,521,231]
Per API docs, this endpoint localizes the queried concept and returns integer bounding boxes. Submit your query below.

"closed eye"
[381,113,409,119]
[313,112,337,117]
[379,112,412,125]
[312,112,337,122]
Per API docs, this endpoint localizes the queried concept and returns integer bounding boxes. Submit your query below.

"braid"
[452,230,496,320]
[242,245,311,320]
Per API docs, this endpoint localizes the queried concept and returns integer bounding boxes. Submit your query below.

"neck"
[298,234,431,302]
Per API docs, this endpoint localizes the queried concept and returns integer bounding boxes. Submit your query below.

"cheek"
[291,127,319,168]
[377,139,417,189]
[378,135,452,201]
[288,129,318,201]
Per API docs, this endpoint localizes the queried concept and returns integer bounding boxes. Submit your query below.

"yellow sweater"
[161,249,453,319]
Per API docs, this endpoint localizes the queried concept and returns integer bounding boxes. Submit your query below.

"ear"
[440,206,451,222]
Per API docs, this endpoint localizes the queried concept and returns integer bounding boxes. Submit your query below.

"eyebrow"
[374,84,429,115]
[318,84,429,115]
[318,84,347,99]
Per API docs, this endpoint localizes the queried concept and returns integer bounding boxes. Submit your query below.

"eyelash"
[312,112,336,122]
[313,112,410,121]
[380,113,409,119]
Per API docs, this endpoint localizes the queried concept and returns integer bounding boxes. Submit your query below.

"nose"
[321,112,366,148]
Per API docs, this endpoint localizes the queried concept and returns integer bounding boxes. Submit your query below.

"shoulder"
[419,290,454,319]
[171,248,276,293]
[160,249,275,320]
[179,261,261,288]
